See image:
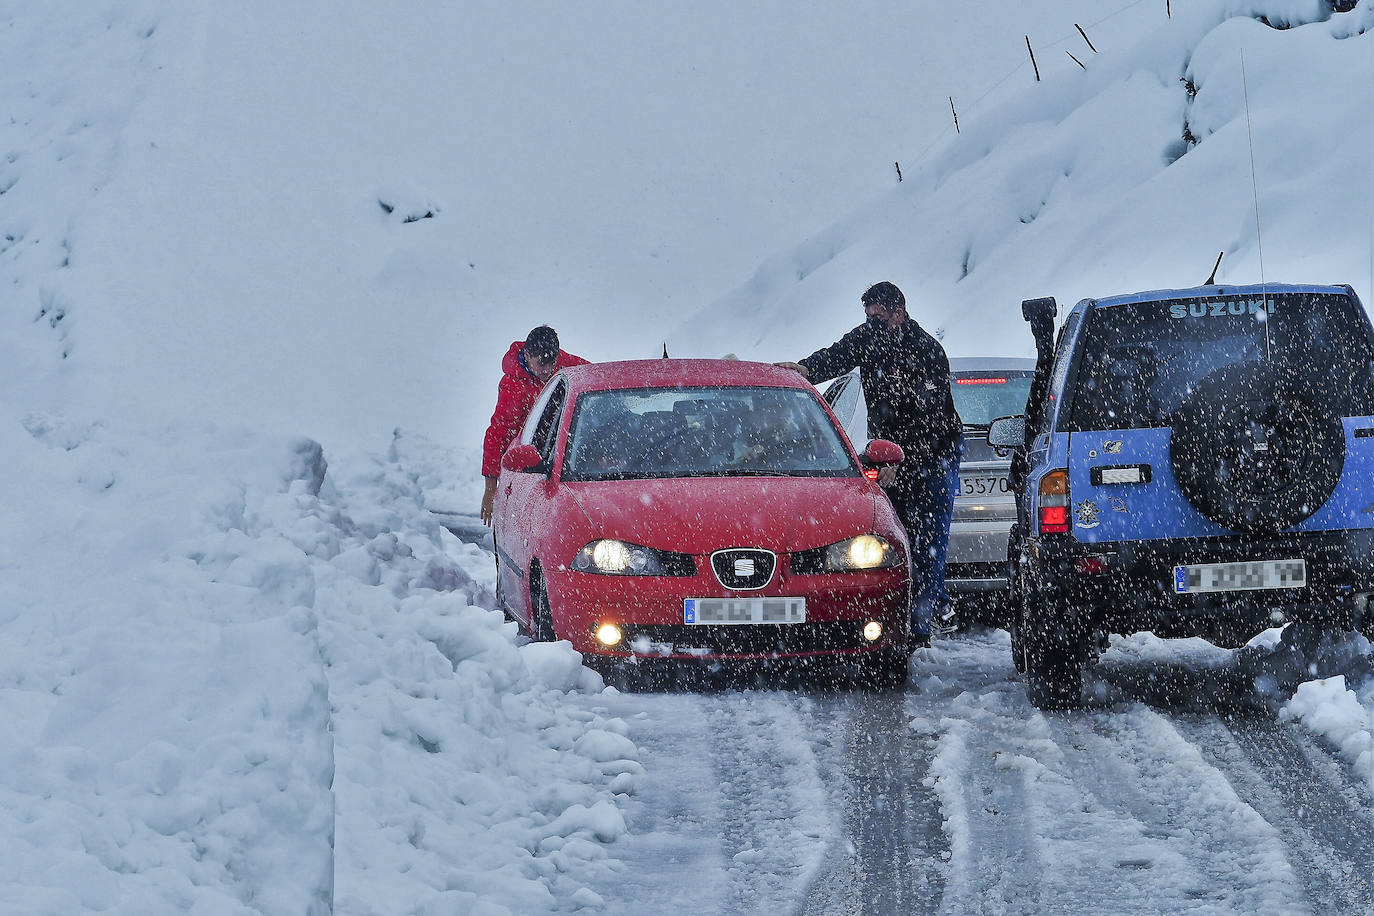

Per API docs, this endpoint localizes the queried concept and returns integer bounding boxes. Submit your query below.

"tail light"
[864,468,880,481]
[1038,469,1069,534]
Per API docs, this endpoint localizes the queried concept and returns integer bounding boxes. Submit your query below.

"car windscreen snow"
[1067,292,1374,432]
[562,386,857,481]
[950,372,1033,428]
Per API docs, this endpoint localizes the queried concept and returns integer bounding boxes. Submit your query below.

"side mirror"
[501,443,545,473]
[860,439,905,466]
[987,416,1026,449]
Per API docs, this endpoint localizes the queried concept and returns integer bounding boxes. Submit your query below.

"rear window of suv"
[950,372,1034,428]
[1068,291,1374,431]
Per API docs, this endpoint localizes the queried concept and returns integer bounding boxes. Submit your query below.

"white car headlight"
[792,534,901,574]
[572,539,695,576]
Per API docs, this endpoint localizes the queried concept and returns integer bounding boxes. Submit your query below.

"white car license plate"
[958,474,1011,498]
[1173,559,1306,594]
[684,597,806,625]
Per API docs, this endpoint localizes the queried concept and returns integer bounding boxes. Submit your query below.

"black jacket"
[800,318,962,469]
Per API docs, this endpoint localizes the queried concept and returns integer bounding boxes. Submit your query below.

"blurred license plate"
[1173,559,1306,594]
[684,597,806,625]
[958,474,1010,498]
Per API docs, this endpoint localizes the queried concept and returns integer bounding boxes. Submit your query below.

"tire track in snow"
[906,631,1307,914]
[884,629,1052,915]
[797,687,945,916]
[1175,712,1374,916]
[703,692,831,912]
[590,686,831,914]
[1030,709,1306,914]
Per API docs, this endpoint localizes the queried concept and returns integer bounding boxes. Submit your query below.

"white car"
[823,357,1036,625]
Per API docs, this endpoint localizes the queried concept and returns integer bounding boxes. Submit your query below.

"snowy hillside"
[677,0,1374,363]
[2,0,1373,913]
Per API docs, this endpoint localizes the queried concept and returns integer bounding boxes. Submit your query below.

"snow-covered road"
[574,629,1374,915]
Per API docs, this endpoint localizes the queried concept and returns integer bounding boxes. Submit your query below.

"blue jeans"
[886,442,961,639]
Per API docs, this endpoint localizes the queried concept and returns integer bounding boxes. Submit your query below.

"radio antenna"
[1240,50,1266,289]
[1204,251,1223,285]
[1240,49,1271,360]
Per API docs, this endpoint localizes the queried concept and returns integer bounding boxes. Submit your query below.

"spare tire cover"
[1169,362,1345,532]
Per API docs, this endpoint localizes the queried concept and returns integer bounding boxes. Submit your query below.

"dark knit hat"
[861,281,905,313]
[524,325,560,363]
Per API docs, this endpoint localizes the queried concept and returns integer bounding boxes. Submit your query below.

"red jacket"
[481,341,589,477]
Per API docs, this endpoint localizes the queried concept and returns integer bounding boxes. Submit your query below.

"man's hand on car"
[480,476,498,526]
[774,361,811,379]
[877,465,898,488]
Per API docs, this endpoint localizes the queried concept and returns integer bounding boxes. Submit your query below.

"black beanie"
[524,325,560,362]
[861,281,905,313]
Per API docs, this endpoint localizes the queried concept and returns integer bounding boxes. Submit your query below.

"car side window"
[1036,309,1083,438]
[529,381,567,462]
[519,381,561,447]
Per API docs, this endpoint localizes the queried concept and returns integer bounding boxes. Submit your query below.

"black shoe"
[911,634,932,650]
[933,605,960,635]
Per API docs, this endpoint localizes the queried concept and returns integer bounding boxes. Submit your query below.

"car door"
[821,371,867,446]
[495,379,568,627]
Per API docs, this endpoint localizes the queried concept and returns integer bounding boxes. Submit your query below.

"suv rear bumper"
[1024,529,1374,638]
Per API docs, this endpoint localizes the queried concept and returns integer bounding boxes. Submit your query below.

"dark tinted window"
[530,381,566,459]
[564,386,856,481]
[1069,292,1374,431]
[950,372,1034,427]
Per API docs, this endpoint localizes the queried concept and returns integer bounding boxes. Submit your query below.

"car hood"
[565,476,882,554]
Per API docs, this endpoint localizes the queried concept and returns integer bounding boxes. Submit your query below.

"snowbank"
[1282,674,1374,792]
[0,410,637,913]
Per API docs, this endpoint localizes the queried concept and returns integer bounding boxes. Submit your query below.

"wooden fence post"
[1074,24,1098,53]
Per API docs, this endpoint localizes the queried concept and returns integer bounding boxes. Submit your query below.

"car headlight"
[572,539,696,576]
[791,535,901,574]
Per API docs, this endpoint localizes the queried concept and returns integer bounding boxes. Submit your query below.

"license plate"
[684,597,806,624]
[958,474,1011,498]
[1173,559,1306,594]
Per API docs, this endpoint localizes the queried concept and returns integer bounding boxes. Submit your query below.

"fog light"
[862,621,883,642]
[1072,554,1110,575]
[594,623,624,647]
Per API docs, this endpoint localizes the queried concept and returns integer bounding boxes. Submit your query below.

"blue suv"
[992,283,1374,708]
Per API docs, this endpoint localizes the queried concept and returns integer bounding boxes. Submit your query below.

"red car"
[493,359,913,684]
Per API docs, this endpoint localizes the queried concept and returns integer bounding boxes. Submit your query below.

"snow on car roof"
[1085,282,1351,310]
[554,358,816,392]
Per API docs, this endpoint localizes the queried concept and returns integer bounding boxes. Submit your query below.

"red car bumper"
[545,564,911,660]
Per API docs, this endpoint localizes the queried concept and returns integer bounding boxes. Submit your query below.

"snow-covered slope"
[676,0,1374,363]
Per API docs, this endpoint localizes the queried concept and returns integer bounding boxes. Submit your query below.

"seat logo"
[734,558,756,577]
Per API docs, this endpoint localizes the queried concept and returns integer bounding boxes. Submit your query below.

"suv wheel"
[1009,609,1027,673]
[1020,586,1083,710]
[1170,363,1345,531]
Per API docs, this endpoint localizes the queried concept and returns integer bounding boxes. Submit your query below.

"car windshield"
[563,386,857,481]
[1069,291,1374,431]
[950,372,1034,428]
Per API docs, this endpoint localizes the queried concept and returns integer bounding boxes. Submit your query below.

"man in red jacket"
[480,325,588,524]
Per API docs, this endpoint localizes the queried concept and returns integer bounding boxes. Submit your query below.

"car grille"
[710,548,776,590]
[620,621,871,656]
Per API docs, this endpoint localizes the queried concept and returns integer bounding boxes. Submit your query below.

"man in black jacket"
[777,281,962,649]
